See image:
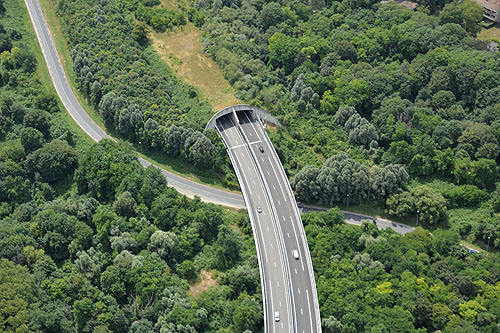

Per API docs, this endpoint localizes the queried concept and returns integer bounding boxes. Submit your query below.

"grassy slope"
[151,0,242,111]
[33,0,240,192]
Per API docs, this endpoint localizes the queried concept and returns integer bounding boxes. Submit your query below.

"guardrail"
[256,115,322,332]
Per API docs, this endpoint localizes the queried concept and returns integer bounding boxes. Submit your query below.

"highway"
[216,114,292,333]
[237,111,321,333]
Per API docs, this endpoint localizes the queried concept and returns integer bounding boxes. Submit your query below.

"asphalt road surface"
[217,114,292,333]
[238,111,322,333]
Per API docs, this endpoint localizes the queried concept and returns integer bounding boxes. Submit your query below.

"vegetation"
[0,2,262,331]
[1,0,500,331]
[306,209,500,332]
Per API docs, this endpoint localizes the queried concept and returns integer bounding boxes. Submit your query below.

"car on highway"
[257,205,262,213]
[274,311,280,322]
[259,145,264,153]
[292,249,299,260]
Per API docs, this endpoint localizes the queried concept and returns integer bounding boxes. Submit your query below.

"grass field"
[478,23,500,41]
[150,1,242,111]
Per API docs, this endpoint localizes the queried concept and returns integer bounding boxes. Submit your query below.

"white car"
[292,249,299,260]
[274,311,280,322]
[257,205,262,213]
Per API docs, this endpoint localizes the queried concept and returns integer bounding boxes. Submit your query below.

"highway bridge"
[208,106,322,333]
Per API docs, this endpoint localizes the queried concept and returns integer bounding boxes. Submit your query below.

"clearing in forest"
[150,1,242,111]
[188,269,218,298]
[477,23,500,41]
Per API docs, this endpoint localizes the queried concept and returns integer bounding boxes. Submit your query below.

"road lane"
[217,115,292,333]
[238,111,322,333]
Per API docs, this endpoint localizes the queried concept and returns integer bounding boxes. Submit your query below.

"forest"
[2,0,500,331]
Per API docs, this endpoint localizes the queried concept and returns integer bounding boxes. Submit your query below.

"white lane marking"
[243,111,263,141]
[269,279,275,333]
[301,308,303,315]
[295,268,298,275]
[258,195,261,200]
[227,115,242,146]
[278,200,281,206]
[230,145,252,196]
[267,171,270,176]
[277,280,280,287]
[282,216,285,222]
[287,233,290,238]
[253,180,256,185]
[267,226,270,232]
[253,214,268,263]
[280,301,282,308]
[298,287,301,294]
[267,156,287,202]
[273,185,276,190]
[274,261,277,267]
[249,132,252,136]
[306,289,313,333]
[270,243,274,249]
[247,166,250,171]
[229,143,247,150]
[261,157,264,162]
[290,216,305,271]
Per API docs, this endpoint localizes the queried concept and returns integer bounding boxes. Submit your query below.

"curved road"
[217,115,292,332]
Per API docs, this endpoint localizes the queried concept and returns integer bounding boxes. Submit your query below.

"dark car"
[259,146,264,153]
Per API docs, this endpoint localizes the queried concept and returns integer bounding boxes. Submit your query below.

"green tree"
[268,32,300,74]
[19,127,43,153]
[213,224,242,269]
[148,230,177,262]
[439,0,483,36]
[291,165,320,202]
[258,2,283,30]
[25,139,77,183]
[232,294,261,332]
[132,21,150,44]
[412,185,447,225]
[113,191,137,218]
[0,259,36,333]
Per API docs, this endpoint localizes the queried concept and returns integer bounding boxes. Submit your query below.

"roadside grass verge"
[37,0,106,131]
